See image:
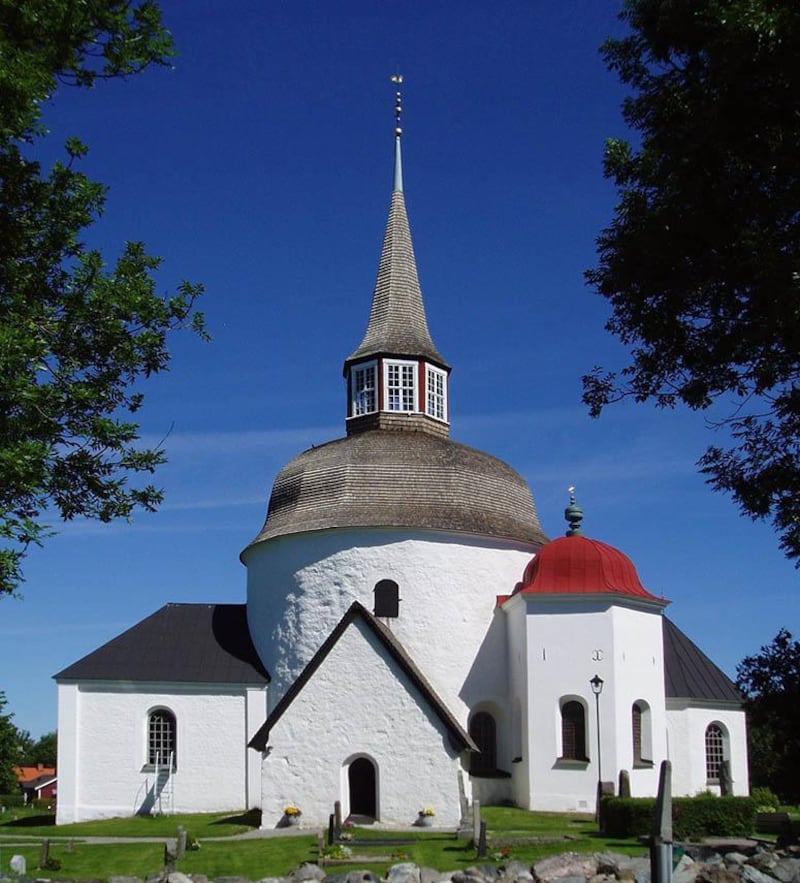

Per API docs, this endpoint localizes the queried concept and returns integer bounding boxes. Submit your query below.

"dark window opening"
[374,579,400,618]
[469,711,497,774]
[561,701,586,760]
[632,702,643,764]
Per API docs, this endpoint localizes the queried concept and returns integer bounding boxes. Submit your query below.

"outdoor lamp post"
[590,674,604,826]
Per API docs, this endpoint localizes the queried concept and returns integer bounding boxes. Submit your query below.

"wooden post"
[163,842,176,874]
[334,799,342,840]
[477,820,488,859]
[317,830,325,866]
[38,838,50,869]
[650,760,673,883]
[328,813,335,845]
[176,825,187,859]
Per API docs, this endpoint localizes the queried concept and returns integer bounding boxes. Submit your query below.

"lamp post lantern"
[590,674,604,826]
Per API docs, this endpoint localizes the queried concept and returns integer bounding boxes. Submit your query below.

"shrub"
[750,786,780,811]
[673,795,755,840]
[602,794,756,839]
[0,793,25,808]
[602,796,656,837]
[32,798,55,812]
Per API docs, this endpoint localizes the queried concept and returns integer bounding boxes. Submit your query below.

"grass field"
[0,808,259,839]
[0,806,649,878]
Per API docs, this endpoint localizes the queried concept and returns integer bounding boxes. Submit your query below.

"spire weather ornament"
[391,73,403,136]
[565,486,584,536]
[390,73,404,192]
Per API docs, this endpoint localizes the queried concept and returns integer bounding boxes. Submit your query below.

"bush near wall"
[31,797,55,811]
[0,793,25,808]
[602,795,756,840]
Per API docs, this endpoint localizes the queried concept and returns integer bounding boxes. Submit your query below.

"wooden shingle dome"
[248,429,547,547]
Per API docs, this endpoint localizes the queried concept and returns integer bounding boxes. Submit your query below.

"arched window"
[561,700,587,760]
[632,700,653,766]
[469,711,497,774]
[705,723,726,783]
[632,703,643,762]
[148,709,176,769]
[374,579,400,618]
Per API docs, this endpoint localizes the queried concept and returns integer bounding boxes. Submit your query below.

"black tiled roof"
[663,616,741,703]
[54,603,269,685]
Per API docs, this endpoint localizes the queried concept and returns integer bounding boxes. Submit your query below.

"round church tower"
[242,90,547,720]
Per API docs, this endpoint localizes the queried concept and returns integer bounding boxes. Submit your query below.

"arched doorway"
[348,757,377,819]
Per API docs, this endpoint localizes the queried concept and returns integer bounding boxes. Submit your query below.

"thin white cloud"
[139,425,339,455]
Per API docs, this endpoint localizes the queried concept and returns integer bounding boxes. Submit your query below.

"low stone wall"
[3,841,799,883]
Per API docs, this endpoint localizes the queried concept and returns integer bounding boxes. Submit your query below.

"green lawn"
[0,808,259,839]
[0,838,319,880]
[0,806,647,878]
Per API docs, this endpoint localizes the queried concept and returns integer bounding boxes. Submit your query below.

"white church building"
[55,96,748,827]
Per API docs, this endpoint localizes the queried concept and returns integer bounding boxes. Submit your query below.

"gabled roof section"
[55,603,269,685]
[663,616,741,703]
[249,601,475,752]
[344,134,448,369]
[15,765,56,784]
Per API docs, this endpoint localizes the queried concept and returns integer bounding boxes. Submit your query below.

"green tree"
[0,1,206,597]
[585,0,800,563]
[22,731,57,768]
[0,692,23,793]
[736,628,800,802]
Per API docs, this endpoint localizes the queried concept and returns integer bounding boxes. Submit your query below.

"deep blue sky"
[2,1,796,739]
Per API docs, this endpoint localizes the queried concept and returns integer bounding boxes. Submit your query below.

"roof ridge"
[249,600,475,751]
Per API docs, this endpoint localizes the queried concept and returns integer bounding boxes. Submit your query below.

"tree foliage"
[22,731,57,768]
[585,0,800,563]
[0,692,23,793]
[0,1,206,596]
[736,628,800,801]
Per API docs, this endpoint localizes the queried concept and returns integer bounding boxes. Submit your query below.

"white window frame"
[351,361,377,416]
[147,707,177,770]
[383,359,417,412]
[425,364,448,422]
[705,722,729,784]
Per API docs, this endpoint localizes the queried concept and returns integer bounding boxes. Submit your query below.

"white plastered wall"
[56,681,267,824]
[244,527,534,721]
[505,594,668,812]
[259,615,467,828]
[666,701,749,797]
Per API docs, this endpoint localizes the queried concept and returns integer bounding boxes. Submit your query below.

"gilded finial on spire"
[390,73,403,136]
[389,73,404,193]
[565,485,584,536]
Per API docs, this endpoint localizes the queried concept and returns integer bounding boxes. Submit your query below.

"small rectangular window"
[425,366,447,421]
[385,361,416,411]
[352,362,377,415]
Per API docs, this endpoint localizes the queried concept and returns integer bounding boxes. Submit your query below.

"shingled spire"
[344,78,451,438]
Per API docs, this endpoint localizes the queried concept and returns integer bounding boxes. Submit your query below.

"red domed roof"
[519,534,660,600]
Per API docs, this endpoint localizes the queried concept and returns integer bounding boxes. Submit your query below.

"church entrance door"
[348,757,377,819]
